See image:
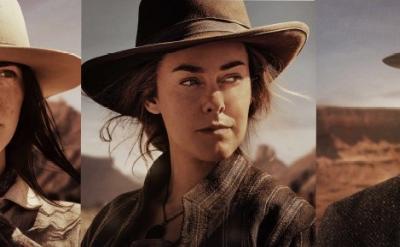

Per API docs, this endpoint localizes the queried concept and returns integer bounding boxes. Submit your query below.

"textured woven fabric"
[0,176,80,246]
[82,152,315,247]
[318,176,400,247]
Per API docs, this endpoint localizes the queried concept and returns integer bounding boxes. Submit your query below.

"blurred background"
[81,0,316,231]
[316,0,400,225]
[19,0,81,202]
[19,0,400,236]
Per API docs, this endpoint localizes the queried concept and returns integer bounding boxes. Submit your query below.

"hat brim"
[82,21,309,114]
[383,53,400,69]
[0,46,81,97]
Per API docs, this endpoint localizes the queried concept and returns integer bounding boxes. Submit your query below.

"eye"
[220,74,243,84]
[180,77,201,87]
[0,69,17,79]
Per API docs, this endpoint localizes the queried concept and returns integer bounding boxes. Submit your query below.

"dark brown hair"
[101,44,280,160]
[3,62,80,201]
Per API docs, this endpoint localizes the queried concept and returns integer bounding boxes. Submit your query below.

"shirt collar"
[142,150,251,245]
[143,150,250,207]
[0,176,43,210]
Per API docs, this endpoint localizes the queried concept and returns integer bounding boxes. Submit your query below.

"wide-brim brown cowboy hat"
[383,53,400,69]
[0,0,80,98]
[82,0,310,115]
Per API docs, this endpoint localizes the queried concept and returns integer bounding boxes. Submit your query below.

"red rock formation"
[281,151,316,206]
[317,106,400,222]
[253,144,288,177]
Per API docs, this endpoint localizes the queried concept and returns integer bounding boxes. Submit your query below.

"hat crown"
[136,0,251,46]
[0,0,30,47]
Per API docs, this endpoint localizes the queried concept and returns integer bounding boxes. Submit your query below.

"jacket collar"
[142,150,251,245]
[0,176,42,210]
[0,176,80,238]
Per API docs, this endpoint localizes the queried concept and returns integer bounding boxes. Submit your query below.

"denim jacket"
[0,177,80,246]
[83,152,315,247]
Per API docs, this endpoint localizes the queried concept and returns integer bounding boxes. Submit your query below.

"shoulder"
[238,165,315,245]
[240,164,315,221]
[81,189,142,246]
[94,189,142,216]
[335,175,399,211]
[318,176,400,246]
[322,175,399,221]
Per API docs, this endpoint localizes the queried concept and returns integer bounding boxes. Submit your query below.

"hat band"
[137,18,251,46]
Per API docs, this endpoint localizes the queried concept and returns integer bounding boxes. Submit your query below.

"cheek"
[0,85,24,150]
[226,82,252,129]
[157,86,198,127]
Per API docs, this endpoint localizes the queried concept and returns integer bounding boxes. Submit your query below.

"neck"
[0,149,5,176]
[167,145,217,204]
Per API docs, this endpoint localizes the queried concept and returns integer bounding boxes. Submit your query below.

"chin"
[197,143,237,162]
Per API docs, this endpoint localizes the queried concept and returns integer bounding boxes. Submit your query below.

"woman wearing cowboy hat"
[317,53,400,247]
[0,0,80,246]
[82,0,315,246]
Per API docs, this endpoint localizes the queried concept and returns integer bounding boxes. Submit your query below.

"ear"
[144,97,161,114]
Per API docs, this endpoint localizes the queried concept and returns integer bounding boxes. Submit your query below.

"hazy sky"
[82,0,316,179]
[317,0,400,107]
[19,0,81,111]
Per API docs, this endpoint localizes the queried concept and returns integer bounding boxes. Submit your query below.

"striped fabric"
[82,152,315,247]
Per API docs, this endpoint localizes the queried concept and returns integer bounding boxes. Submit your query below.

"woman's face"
[146,41,251,162]
[0,64,24,154]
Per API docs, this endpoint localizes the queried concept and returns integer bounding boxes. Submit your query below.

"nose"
[202,90,225,114]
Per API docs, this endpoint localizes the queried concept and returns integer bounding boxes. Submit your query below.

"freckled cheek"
[0,88,24,125]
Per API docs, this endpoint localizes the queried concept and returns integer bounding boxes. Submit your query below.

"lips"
[197,123,232,134]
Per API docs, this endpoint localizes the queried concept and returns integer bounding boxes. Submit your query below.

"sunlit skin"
[144,41,252,241]
[0,65,24,175]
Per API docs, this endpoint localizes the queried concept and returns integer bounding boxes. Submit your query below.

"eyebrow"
[172,60,246,73]
[220,61,245,70]
[0,62,17,67]
[172,64,204,73]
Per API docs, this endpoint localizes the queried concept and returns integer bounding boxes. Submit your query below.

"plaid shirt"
[0,177,80,247]
[83,152,315,247]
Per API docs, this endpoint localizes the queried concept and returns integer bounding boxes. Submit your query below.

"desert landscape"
[317,106,400,224]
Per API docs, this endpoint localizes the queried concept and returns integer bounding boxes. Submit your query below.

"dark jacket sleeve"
[316,203,355,247]
[81,190,141,247]
[317,176,400,247]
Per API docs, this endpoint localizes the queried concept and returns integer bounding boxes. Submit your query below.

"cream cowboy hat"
[383,53,400,69]
[0,0,80,97]
[82,0,309,115]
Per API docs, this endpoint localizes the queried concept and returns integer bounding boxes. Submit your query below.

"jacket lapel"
[137,151,251,246]
[180,152,251,246]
